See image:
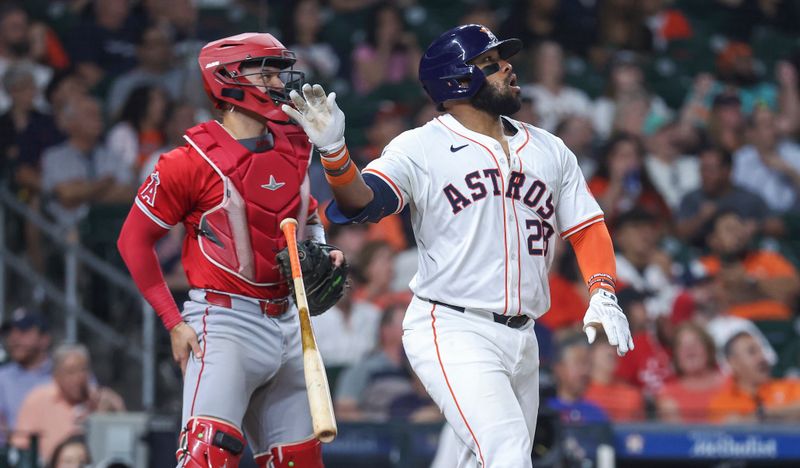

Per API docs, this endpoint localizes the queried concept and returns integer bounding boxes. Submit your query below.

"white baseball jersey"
[362,113,603,318]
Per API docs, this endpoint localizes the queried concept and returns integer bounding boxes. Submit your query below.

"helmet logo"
[205,61,220,69]
[479,26,497,41]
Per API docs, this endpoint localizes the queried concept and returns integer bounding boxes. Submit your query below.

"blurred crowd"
[2,0,800,463]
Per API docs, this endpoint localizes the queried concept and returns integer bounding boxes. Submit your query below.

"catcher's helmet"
[419,24,522,109]
[198,33,303,122]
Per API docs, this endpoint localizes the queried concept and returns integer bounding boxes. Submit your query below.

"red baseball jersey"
[135,143,318,299]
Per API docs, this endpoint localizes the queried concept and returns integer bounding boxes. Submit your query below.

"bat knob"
[280,218,298,230]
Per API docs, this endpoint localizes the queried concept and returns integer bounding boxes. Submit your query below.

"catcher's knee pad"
[255,436,323,468]
[176,416,246,468]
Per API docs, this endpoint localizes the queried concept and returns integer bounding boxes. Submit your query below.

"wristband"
[588,273,616,293]
[321,145,358,186]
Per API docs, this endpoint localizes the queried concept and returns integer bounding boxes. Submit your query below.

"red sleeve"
[117,201,182,330]
[136,147,197,228]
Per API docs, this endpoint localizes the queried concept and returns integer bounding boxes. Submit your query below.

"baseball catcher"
[118,33,345,468]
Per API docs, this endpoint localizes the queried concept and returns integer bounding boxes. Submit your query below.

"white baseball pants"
[403,296,540,468]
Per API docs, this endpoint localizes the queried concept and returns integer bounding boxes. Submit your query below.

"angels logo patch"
[141,171,160,207]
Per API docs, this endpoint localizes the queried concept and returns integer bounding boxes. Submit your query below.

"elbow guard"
[325,173,400,224]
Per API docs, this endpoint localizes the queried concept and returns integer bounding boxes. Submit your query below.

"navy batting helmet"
[419,24,522,108]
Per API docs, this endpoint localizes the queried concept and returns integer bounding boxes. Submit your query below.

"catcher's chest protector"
[184,120,311,286]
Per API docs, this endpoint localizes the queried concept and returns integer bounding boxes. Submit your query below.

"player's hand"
[281,83,345,154]
[583,289,634,357]
[170,322,202,375]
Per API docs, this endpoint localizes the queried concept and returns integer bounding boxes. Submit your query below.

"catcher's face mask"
[229,55,304,107]
[198,33,303,122]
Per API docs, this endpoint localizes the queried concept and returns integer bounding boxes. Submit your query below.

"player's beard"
[471,81,521,117]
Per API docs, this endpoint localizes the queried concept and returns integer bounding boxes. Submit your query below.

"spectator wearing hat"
[715,42,777,114]
[0,308,52,444]
[12,343,125,461]
[680,46,800,135]
[681,43,777,128]
[710,331,800,423]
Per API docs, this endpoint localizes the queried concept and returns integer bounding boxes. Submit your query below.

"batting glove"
[583,289,634,356]
[281,83,346,154]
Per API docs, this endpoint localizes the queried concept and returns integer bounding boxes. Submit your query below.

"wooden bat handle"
[279,218,338,443]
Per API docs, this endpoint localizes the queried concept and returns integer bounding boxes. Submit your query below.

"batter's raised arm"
[282,84,377,216]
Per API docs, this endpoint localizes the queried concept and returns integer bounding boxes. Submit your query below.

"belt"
[419,297,530,329]
[204,291,290,317]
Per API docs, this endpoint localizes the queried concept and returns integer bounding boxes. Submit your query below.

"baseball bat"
[279,218,338,443]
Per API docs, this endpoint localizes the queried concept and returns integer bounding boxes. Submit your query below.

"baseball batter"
[285,25,634,467]
[117,33,344,468]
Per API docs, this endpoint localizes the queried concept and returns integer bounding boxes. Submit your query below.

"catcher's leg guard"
[259,437,323,468]
[176,416,246,468]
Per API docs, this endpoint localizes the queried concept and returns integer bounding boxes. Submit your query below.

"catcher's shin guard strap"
[268,436,323,468]
[177,416,245,468]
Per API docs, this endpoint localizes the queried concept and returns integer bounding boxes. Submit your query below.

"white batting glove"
[281,83,345,154]
[583,289,634,356]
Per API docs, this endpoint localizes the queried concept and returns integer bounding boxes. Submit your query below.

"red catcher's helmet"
[198,33,304,122]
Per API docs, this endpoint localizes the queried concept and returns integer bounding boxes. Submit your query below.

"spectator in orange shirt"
[585,342,645,421]
[710,331,800,422]
[701,210,800,320]
[12,344,125,461]
[656,323,724,422]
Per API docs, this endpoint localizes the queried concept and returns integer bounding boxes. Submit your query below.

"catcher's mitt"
[277,240,348,316]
